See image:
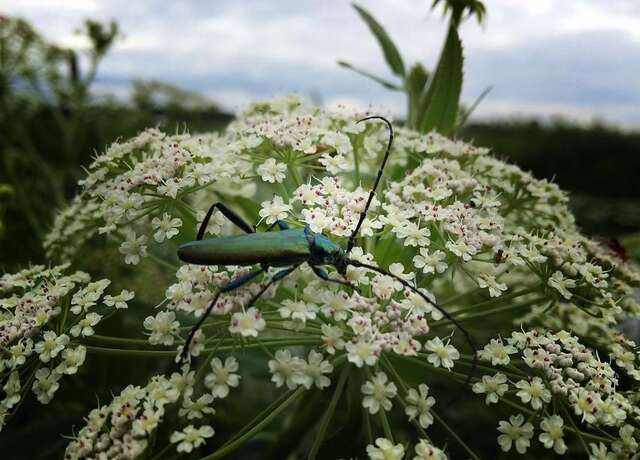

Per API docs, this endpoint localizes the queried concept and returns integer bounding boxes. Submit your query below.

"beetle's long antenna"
[347,259,477,387]
[347,115,394,253]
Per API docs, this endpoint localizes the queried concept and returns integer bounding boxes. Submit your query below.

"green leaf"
[352,3,405,77]
[405,63,430,129]
[417,25,464,134]
[337,61,402,91]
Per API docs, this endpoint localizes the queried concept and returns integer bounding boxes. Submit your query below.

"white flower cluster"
[367,437,447,460]
[474,329,639,456]
[44,127,252,263]
[0,264,132,431]
[65,374,181,459]
[65,355,240,458]
[40,95,640,458]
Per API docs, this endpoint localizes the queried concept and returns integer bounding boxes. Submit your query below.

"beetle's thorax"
[305,226,348,275]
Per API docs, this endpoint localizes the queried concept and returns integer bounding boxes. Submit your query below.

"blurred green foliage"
[0,16,231,272]
[461,120,640,235]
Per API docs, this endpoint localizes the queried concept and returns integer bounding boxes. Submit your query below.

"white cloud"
[4,0,640,127]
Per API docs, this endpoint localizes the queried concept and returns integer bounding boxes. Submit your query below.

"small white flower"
[119,231,148,265]
[32,368,62,404]
[205,357,240,398]
[539,415,567,455]
[589,442,615,460]
[103,289,134,309]
[413,248,447,274]
[472,373,508,405]
[477,273,508,298]
[279,299,317,323]
[405,384,435,428]
[151,213,183,242]
[361,372,397,414]
[144,311,179,345]
[394,221,431,247]
[179,394,215,420]
[515,377,551,410]
[413,439,448,460]
[257,158,287,183]
[497,413,534,454]
[548,271,576,299]
[367,437,405,460]
[2,372,21,409]
[56,345,87,375]
[425,337,459,370]
[268,349,305,390]
[258,196,291,225]
[35,331,69,363]
[446,240,476,262]
[478,338,517,366]
[321,324,345,354]
[300,350,333,390]
[346,339,380,368]
[69,312,102,337]
[170,424,214,453]
[229,307,266,337]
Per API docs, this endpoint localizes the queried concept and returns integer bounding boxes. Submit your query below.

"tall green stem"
[198,387,304,460]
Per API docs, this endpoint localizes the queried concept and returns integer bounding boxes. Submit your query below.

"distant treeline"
[461,120,640,235]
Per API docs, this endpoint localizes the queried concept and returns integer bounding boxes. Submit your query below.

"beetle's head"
[334,249,348,275]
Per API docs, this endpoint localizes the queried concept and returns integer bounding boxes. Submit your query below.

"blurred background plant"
[0,16,231,270]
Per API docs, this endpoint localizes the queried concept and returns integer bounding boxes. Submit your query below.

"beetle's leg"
[311,265,360,294]
[244,264,300,310]
[180,267,266,362]
[197,202,255,240]
[264,219,289,232]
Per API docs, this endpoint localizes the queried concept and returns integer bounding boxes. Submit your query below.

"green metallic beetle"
[177,116,476,378]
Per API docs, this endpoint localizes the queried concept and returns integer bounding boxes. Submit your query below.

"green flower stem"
[432,296,547,328]
[363,403,374,446]
[149,442,174,460]
[172,198,198,228]
[198,387,305,460]
[440,287,484,306]
[453,358,525,379]
[380,355,431,441]
[431,410,482,460]
[308,365,350,460]
[264,323,322,336]
[179,320,229,331]
[448,285,542,317]
[147,252,179,271]
[353,139,361,186]
[287,161,303,188]
[85,338,321,357]
[177,179,216,200]
[378,408,394,442]
[58,296,71,334]
[86,334,151,346]
[397,355,470,383]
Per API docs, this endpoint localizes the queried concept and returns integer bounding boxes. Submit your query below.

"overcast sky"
[4,0,640,127]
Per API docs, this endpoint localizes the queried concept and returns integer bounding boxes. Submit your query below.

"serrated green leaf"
[337,60,402,91]
[352,3,405,77]
[417,25,464,134]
